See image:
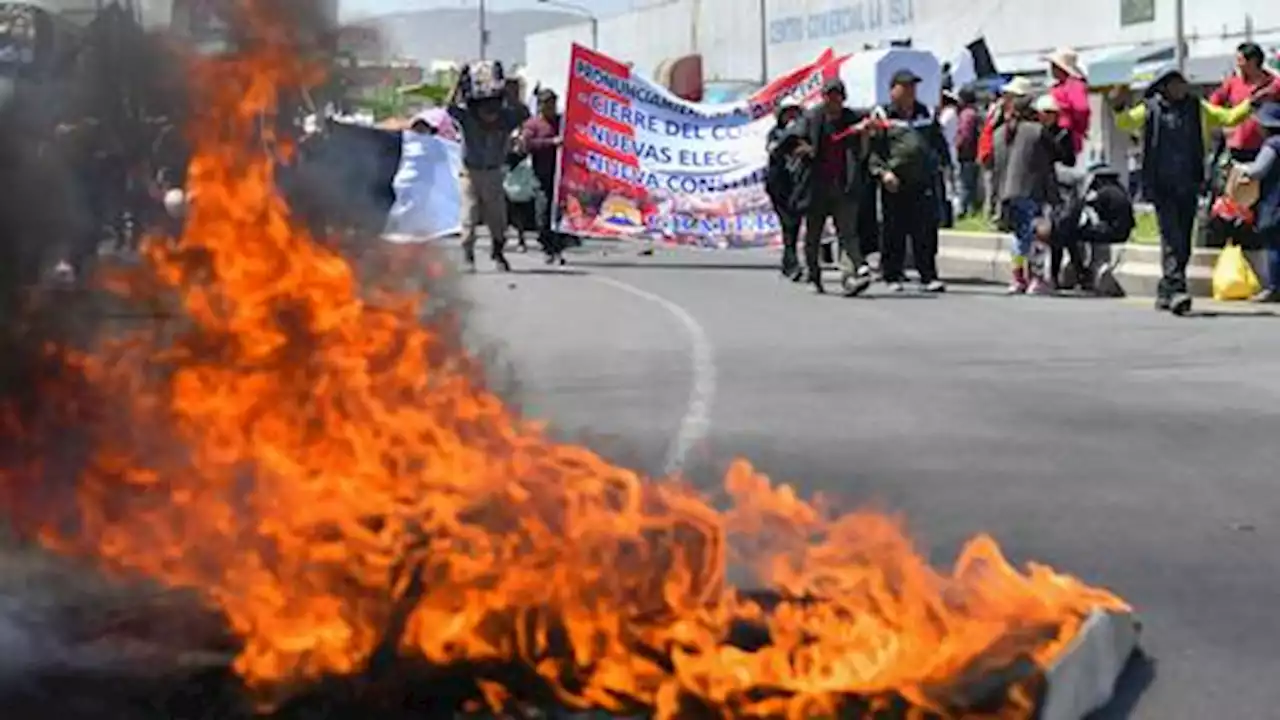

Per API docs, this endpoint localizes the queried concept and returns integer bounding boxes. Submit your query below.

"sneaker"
[1154,296,1172,311]
[1006,266,1028,295]
[922,279,947,293]
[1170,293,1193,316]
[886,280,905,293]
[1250,288,1280,303]
[1027,277,1052,296]
[557,254,567,266]
[493,254,512,273]
[841,273,872,297]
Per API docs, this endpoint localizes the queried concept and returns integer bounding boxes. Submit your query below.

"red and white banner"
[554,45,848,249]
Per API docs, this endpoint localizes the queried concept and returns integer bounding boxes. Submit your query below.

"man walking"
[788,78,874,296]
[521,88,566,265]
[765,102,806,280]
[869,69,952,293]
[1113,65,1255,314]
[448,72,525,273]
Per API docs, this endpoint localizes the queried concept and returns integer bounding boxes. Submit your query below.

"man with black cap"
[785,77,875,295]
[868,69,952,293]
[1112,65,1255,314]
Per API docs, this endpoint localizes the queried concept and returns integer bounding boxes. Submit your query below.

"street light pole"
[537,0,598,49]
[758,0,768,83]
[1174,0,1185,73]
[479,0,488,60]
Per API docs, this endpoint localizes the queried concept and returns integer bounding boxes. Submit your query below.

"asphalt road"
[463,242,1280,720]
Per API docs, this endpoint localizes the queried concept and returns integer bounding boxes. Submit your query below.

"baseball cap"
[822,78,846,95]
[891,69,923,86]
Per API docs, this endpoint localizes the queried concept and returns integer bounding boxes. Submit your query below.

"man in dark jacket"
[869,69,952,292]
[1112,68,1213,314]
[766,102,805,280]
[788,78,874,296]
[521,88,566,264]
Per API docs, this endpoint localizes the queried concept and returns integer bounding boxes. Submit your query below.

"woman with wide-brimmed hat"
[1044,47,1091,156]
[1238,102,1280,301]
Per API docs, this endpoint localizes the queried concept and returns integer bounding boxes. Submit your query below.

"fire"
[0,6,1128,719]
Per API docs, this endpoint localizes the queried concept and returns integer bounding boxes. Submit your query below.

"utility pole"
[536,0,598,49]
[758,0,768,83]
[478,0,488,60]
[1174,0,1186,72]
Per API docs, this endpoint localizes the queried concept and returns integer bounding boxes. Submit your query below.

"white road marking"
[590,275,717,477]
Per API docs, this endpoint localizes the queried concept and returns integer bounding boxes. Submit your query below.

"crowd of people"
[763,42,1280,315]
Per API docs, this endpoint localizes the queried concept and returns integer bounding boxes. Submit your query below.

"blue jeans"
[1007,197,1040,258]
[1268,247,1280,291]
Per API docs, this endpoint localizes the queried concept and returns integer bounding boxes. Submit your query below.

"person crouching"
[766,102,806,281]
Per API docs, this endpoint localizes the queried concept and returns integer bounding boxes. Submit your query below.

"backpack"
[1080,171,1135,244]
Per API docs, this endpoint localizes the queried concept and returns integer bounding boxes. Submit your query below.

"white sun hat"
[1033,94,1060,113]
[1044,47,1086,79]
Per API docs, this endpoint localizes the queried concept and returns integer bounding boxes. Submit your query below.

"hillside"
[365,8,583,65]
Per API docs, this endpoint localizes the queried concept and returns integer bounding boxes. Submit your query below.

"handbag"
[503,156,537,203]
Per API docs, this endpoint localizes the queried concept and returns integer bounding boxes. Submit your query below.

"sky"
[340,0,638,21]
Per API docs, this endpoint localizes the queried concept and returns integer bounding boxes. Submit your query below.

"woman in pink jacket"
[1046,48,1091,156]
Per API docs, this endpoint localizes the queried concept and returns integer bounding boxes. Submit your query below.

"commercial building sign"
[768,0,916,45]
[1121,0,1154,26]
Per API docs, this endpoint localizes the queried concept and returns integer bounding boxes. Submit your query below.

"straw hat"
[1001,76,1035,97]
[1045,47,1085,79]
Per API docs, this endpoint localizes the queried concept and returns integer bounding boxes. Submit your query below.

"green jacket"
[868,101,951,190]
[1114,98,1253,146]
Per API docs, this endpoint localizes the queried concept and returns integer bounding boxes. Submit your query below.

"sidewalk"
[937,230,1226,298]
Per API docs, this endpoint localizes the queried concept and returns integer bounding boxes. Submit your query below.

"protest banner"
[384,131,463,241]
[554,45,848,249]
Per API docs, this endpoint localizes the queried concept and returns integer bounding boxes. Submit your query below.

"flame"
[1,8,1128,719]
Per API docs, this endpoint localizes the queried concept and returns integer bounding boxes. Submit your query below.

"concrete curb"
[1041,610,1141,720]
[938,231,1224,298]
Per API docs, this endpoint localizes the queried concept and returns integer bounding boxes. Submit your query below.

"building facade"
[525,0,1280,97]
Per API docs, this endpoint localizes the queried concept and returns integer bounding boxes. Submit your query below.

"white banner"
[383,131,463,242]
